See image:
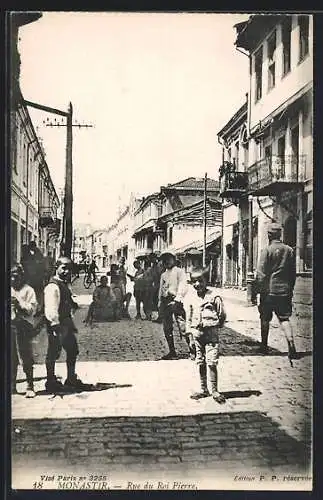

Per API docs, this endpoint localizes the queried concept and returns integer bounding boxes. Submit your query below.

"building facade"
[218,101,250,287]
[219,14,313,310]
[72,223,93,263]
[132,177,222,278]
[11,96,60,263]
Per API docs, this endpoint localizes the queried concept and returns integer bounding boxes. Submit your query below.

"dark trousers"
[135,289,152,319]
[160,297,186,352]
[46,318,79,381]
[12,319,35,388]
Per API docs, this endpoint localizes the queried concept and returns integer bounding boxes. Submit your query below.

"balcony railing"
[248,155,306,195]
[39,206,57,227]
[219,170,249,199]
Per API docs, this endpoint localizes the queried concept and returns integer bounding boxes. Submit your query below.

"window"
[254,47,263,101]
[277,135,286,177]
[303,192,312,271]
[267,30,276,90]
[22,142,27,186]
[168,227,173,245]
[282,17,292,76]
[299,16,309,61]
[12,120,18,174]
[11,219,18,262]
[235,142,239,168]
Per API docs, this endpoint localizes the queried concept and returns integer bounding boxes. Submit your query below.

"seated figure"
[84,276,117,325]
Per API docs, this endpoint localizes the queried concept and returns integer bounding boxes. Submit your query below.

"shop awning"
[173,230,221,256]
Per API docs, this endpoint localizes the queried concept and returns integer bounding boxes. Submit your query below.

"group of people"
[11,221,299,402]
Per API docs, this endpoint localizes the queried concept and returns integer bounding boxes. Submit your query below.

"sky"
[18,12,250,227]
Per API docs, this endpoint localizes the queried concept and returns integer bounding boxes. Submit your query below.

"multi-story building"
[11,95,60,263]
[72,223,93,263]
[10,13,60,263]
[38,148,60,260]
[217,100,251,287]
[133,193,161,259]
[132,177,222,277]
[219,14,313,309]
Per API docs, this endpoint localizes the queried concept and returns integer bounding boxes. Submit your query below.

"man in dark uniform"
[21,241,46,313]
[88,258,99,284]
[44,256,89,393]
[150,252,163,322]
[255,222,299,362]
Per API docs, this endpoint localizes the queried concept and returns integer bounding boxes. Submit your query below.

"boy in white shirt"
[11,264,38,397]
[186,268,226,403]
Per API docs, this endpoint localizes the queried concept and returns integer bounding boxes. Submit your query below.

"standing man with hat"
[158,251,191,359]
[255,221,298,362]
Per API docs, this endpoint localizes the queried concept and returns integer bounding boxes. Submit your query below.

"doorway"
[291,125,299,179]
[283,216,297,250]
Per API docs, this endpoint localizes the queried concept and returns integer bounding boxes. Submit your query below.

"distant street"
[12,277,312,489]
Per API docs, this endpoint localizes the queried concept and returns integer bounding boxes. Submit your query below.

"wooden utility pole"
[24,99,93,259]
[64,102,73,258]
[203,172,207,268]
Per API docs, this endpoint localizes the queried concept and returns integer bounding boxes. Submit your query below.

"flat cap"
[160,251,176,260]
[190,267,208,280]
[267,222,282,234]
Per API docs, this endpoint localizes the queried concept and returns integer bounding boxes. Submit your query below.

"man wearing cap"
[158,252,190,359]
[255,221,298,361]
[44,256,89,393]
[11,263,38,397]
[186,267,226,403]
[150,252,163,322]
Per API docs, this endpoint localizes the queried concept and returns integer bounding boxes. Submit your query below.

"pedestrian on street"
[11,264,38,398]
[255,222,299,363]
[21,241,46,314]
[142,258,154,320]
[150,252,163,322]
[88,257,99,285]
[118,256,132,319]
[84,275,117,325]
[44,256,89,393]
[158,251,191,359]
[186,268,226,403]
[107,259,132,319]
[131,260,147,320]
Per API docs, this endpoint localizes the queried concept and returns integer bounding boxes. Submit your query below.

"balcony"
[248,155,306,196]
[39,206,57,228]
[219,170,249,199]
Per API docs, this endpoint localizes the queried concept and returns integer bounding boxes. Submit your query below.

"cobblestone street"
[12,278,313,490]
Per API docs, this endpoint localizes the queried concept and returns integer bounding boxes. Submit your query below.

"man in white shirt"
[11,264,38,397]
[44,256,87,393]
[158,252,191,360]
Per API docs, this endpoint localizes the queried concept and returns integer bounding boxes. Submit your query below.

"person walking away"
[142,258,154,320]
[186,268,226,403]
[88,258,99,284]
[107,260,132,319]
[21,241,46,314]
[158,252,191,359]
[44,256,89,393]
[11,264,38,397]
[118,257,132,319]
[150,253,163,322]
[84,276,117,325]
[255,222,299,364]
[130,260,146,320]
